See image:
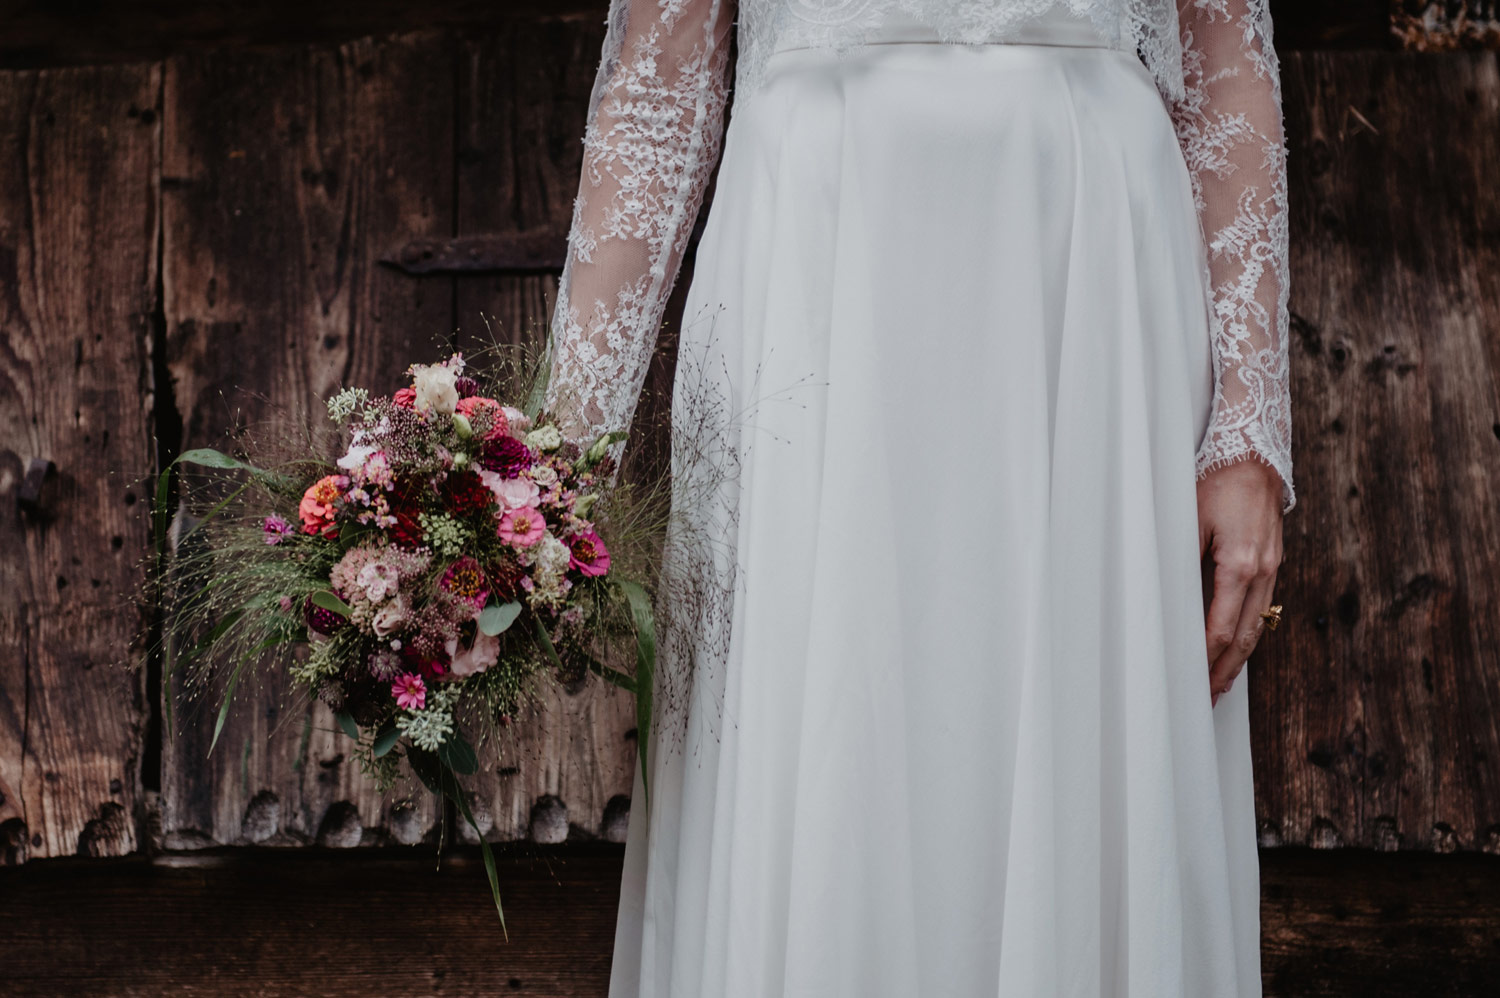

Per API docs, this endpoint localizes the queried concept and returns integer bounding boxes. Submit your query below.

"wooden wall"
[1,4,1499,872]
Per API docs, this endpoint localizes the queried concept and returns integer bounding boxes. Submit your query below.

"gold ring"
[1259,604,1283,631]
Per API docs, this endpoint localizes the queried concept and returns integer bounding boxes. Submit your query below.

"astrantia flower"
[368,649,404,681]
[440,556,489,608]
[298,475,346,537]
[262,514,293,545]
[392,673,426,711]
[498,506,547,548]
[567,530,611,577]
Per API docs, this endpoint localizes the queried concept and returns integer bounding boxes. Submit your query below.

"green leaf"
[477,601,523,637]
[618,579,656,811]
[438,731,479,776]
[372,723,401,758]
[310,590,352,617]
[209,635,284,756]
[406,746,445,796]
[405,746,507,938]
[533,617,564,671]
[334,711,360,740]
[586,655,637,693]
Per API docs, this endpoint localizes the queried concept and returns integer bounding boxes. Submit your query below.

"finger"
[1204,551,1253,667]
[1210,568,1277,696]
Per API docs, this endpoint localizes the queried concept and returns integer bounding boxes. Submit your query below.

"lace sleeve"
[543,0,736,447]
[1171,0,1295,512]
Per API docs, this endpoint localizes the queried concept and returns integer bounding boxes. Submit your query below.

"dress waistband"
[769,8,1117,55]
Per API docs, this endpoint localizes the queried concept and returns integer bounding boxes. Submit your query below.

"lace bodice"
[544,0,1295,510]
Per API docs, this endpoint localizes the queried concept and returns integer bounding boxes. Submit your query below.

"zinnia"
[440,556,489,608]
[497,507,546,547]
[567,530,611,577]
[298,475,346,537]
[392,673,426,711]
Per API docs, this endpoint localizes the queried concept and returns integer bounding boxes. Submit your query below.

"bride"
[543,1,1291,996]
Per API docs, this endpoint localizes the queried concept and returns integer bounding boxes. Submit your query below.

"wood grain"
[157,33,456,849]
[1,847,1498,997]
[1255,50,1500,851]
[0,62,160,862]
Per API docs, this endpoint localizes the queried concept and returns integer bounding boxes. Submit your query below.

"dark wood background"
[2,1,1499,995]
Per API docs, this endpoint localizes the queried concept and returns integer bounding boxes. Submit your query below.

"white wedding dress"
[543,2,1294,997]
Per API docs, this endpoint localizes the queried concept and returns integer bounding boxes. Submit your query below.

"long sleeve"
[1171,0,1295,512]
[543,0,736,447]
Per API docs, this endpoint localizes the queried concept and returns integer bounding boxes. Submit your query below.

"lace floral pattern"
[545,0,733,443]
[547,0,1293,509]
[1170,0,1295,510]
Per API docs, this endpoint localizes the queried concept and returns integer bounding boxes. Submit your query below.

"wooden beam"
[0,847,1497,996]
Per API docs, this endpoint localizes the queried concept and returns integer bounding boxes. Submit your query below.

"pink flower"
[298,475,347,538]
[455,396,510,440]
[392,387,417,409]
[497,506,546,547]
[479,469,540,510]
[392,673,426,711]
[440,556,489,608]
[262,514,293,545]
[567,530,611,577]
[446,625,500,678]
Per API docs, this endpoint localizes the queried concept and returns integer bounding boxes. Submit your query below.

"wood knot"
[528,794,568,844]
[601,794,632,843]
[315,801,363,848]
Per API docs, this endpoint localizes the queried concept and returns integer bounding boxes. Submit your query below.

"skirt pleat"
[610,36,1262,998]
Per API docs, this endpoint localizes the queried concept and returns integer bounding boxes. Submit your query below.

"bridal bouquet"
[154,353,656,936]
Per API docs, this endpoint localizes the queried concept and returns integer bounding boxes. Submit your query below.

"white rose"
[530,465,559,489]
[412,363,459,416]
[524,425,563,452]
[371,594,409,637]
[446,626,500,677]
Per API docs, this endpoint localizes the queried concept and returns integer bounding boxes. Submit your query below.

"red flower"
[393,387,417,409]
[440,472,495,517]
[298,475,346,538]
[455,396,510,440]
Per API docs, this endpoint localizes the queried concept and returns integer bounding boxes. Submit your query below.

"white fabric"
[544,0,1294,511]
[606,30,1261,998]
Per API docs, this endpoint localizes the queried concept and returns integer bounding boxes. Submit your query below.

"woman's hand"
[1198,459,1285,707]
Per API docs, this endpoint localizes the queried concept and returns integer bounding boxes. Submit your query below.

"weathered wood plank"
[158,33,457,849]
[1,847,1498,996]
[1393,1,1500,50]
[451,18,643,842]
[1258,50,1500,851]
[0,62,159,862]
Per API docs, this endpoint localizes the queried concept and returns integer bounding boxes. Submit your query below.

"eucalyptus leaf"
[334,711,360,741]
[372,724,401,758]
[310,590,352,617]
[438,732,479,776]
[477,601,523,637]
[619,579,656,811]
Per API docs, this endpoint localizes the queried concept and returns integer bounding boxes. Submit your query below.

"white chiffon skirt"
[608,21,1262,998]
